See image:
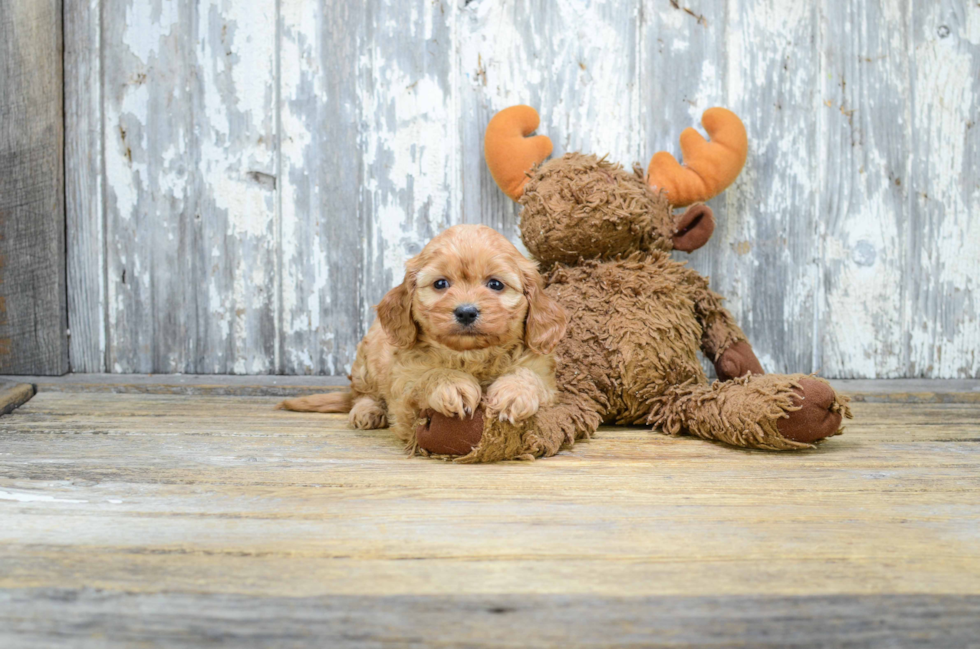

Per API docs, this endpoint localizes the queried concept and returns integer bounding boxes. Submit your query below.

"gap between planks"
[0,375,978,402]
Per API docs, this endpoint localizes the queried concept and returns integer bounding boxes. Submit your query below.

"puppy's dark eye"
[433,279,450,290]
[486,279,505,291]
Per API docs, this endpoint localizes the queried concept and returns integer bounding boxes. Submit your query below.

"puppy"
[278,224,567,449]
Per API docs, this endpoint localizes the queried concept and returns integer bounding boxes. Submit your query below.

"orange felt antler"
[484,105,553,201]
[647,107,748,207]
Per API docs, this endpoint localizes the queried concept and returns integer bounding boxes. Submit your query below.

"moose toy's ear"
[672,204,715,253]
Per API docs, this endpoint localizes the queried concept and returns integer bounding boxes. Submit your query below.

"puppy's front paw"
[487,378,540,424]
[428,379,482,419]
[348,397,387,429]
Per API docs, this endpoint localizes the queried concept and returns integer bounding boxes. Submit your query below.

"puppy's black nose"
[454,304,480,326]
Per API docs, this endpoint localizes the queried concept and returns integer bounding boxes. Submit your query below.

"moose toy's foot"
[777,377,847,444]
[415,407,485,456]
[649,373,852,451]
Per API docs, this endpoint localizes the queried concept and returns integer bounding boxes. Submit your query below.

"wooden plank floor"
[1,383,979,647]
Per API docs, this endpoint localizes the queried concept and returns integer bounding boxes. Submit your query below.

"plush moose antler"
[484,105,553,200]
[646,107,748,207]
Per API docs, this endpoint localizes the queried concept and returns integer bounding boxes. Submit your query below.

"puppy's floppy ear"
[519,258,567,355]
[376,272,418,348]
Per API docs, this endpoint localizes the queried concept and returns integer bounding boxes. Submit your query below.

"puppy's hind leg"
[349,396,388,429]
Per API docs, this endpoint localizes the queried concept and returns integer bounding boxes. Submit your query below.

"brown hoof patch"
[714,340,765,381]
[416,407,485,456]
[777,378,842,444]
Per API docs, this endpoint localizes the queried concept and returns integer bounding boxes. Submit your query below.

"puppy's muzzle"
[454,304,480,326]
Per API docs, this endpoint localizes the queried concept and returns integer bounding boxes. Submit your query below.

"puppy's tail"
[276,391,353,413]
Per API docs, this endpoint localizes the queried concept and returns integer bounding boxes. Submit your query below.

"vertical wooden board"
[720,1,819,374]
[102,0,277,374]
[639,0,727,378]
[278,0,365,375]
[65,0,106,373]
[195,1,279,374]
[818,0,911,379]
[457,0,640,247]
[356,0,458,341]
[101,0,193,373]
[0,0,68,375]
[908,1,980,378]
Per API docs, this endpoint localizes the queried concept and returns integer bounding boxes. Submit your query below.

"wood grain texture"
[278,0,364,375]
[818,0,911,379]
[63,0,980,378]
[907,1,980,378]
[65,0,106,373]
[817,0,912,378]
[3,591,979,649]
[0,391,978,644]
[3,373,979,402]
[0,372,348,396]
[101,0,278,374]
[0,381,33,415]
[720,1,820,375]
[0,0,68,375]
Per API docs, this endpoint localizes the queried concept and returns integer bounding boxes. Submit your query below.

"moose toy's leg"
[688,282,852,448]
[648,374,852,450]
[416,394,602,462]
[691,278,769,380]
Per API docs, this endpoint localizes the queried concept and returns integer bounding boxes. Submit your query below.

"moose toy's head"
[483,105,748,266]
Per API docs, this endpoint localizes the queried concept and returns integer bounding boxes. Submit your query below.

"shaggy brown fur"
[418,140,851,462]
[278,224,567,450]
[520,154,674,265]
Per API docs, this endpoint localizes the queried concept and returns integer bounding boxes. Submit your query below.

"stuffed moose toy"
[415,105,851,461]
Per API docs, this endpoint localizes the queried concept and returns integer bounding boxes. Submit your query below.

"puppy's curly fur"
[278,224,567,449]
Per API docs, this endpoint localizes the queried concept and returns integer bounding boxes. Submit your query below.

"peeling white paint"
[102,0,278,374]
[359,68,455,289]
[908,2,980,378]
[461,0,637,163]
[816,0,912,379]
[122,0,175,64]
[73,0,980,379]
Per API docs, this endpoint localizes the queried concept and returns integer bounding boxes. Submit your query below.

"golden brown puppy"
[278,224,567,449]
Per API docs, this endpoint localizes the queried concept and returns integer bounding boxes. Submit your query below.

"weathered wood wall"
[65,0,980,378]
[0,0,68,375]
